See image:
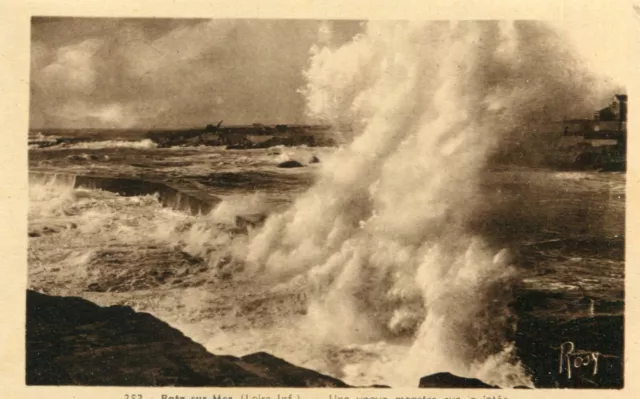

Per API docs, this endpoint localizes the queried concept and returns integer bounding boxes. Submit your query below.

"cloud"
[29,18,623,130]
[120,20,236,78]
[85,103,135,126]
[38,38,103,94]
[57,102,139,128]
[30,18,362,129]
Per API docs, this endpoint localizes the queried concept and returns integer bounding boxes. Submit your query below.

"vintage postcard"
[1,0,638,398]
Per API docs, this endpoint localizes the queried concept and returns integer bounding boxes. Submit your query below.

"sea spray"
[29,173,79,218]
[245,21,603,387]
[25,20,615,389]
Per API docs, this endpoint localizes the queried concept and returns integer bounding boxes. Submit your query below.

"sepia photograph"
[24,15,628,391]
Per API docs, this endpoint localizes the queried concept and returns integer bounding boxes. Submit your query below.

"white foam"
[56,139,158,150]
[244,21,610,387]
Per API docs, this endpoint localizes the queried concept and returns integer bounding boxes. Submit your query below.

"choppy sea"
[28,130,625,388]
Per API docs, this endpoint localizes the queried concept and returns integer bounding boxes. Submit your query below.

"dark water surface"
[28,139,625,387]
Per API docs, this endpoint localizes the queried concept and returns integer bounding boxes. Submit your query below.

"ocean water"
[28,141,624,388]
[28,21,626,388]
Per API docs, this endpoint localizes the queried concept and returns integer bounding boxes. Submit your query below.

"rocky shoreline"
[26,290,623,388]
[26,290,348,387]
[26,290,502,388]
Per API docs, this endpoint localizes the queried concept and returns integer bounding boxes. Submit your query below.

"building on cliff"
[561,94,627,141]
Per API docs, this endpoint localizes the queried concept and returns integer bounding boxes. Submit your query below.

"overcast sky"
[30,18,362,129]
[30,17,628,130]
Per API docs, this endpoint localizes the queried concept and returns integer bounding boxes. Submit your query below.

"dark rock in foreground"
[277,160,304,168]
[26,290,349,387]
[418,373,498,388]
[31,289,595,389]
